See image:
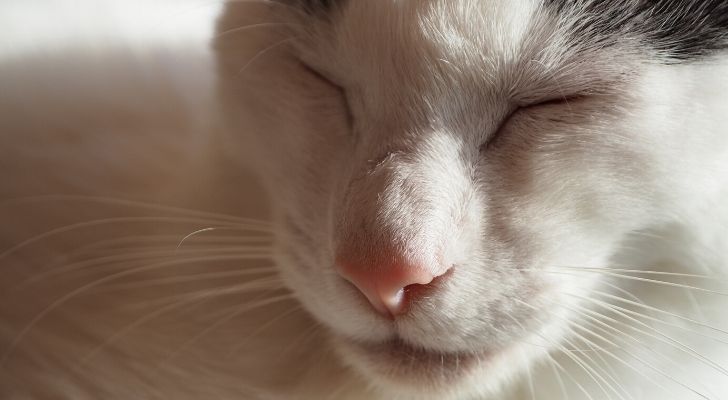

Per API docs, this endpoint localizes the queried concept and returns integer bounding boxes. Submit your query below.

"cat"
[2,0,728,399]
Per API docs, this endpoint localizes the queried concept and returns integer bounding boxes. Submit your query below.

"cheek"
[222,51,352,190]
[476,104,656,268]
[488,103,650,210]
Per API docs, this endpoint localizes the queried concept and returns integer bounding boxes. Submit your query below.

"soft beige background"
[0,2,355,398]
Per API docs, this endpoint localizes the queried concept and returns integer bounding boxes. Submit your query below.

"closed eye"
[480,95,584,152]
[298,60,354,129]
[528,95,581,108]
[299,60,341,89]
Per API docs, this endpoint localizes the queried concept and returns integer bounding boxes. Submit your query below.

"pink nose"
[336,259,450,317]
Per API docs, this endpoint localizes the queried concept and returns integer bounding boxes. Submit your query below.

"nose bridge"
[334,133,469,316]
[339,151,435,266]
[336,132,466,274]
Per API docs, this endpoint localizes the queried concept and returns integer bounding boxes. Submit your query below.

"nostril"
[399,269,452,307]
[336,259,453,318]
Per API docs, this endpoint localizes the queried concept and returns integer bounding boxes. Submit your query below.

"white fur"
[1,1,727,399]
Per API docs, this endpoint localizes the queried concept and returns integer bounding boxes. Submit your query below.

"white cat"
[2,1,728,399]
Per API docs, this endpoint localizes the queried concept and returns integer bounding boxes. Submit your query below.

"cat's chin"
[332,335,505,399]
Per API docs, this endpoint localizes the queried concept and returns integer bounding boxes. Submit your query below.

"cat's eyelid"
[542,95,584,106]
[481,95,585,152]
[479,105,518,152]
[298,59,354,129]
[519,94,585,109]
[299,60,341,87]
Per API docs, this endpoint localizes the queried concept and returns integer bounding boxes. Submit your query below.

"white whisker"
[215,22,300,40]
[0,195,267,225]
[237,37,295,76]
[1,255,276,365]
[12,247,274,294]
[592,290,728,343]
[568,303,714,399]
[573,294,728,379]
[77,286,288,367]
[0,216,268,261]
[92,267,277,292]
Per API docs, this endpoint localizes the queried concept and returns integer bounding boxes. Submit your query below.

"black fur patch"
[545,0,728,61]
[283,0,336,14]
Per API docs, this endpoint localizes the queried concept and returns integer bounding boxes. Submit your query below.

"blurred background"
[1,0,224,204]
[0,0,271,240]
[0,3,317,398]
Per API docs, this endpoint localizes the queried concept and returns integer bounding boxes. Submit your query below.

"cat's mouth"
[335,335,493,387]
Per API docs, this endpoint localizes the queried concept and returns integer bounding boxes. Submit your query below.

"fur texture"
[1,1,728,399]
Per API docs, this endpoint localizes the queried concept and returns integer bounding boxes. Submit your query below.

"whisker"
[226,302,302,357]
[0,195,266,225]
[166,296,298,365]
[568,330,634,400]
[92,267,277,292]
[77,284,288,367]
[11,247,273,294]
[522,267,728,296]
[237,37,296,76]
[119,280,282,311]
[527,267,728,340]
[548,265,728,281]
[549,352,599,400]
[523,352,536,400]
[544,332,610,399]
[567,302,714,399]
[0,255,275,364]
[591,290,728,344]
[215,22,301,40]
[502,308,602,400]
[574,321,688,399]
[532,297,700,399]
[0,216,269,261]
[40,234,272,270]
[514,299,628,400]
[281,318,322,355]
[546,353,570,400]
[571,294,728,379]
[74,234,271,255]
[177,227,231,250]
[683,287,709,323]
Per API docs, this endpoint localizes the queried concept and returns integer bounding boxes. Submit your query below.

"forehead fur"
[295,0,728,63]
[294,1,633,134]
[546,0,728,61]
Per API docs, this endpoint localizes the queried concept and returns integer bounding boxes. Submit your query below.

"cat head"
[215,1,728,398]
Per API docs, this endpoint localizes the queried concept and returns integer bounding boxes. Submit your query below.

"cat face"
[216,1,728,398]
